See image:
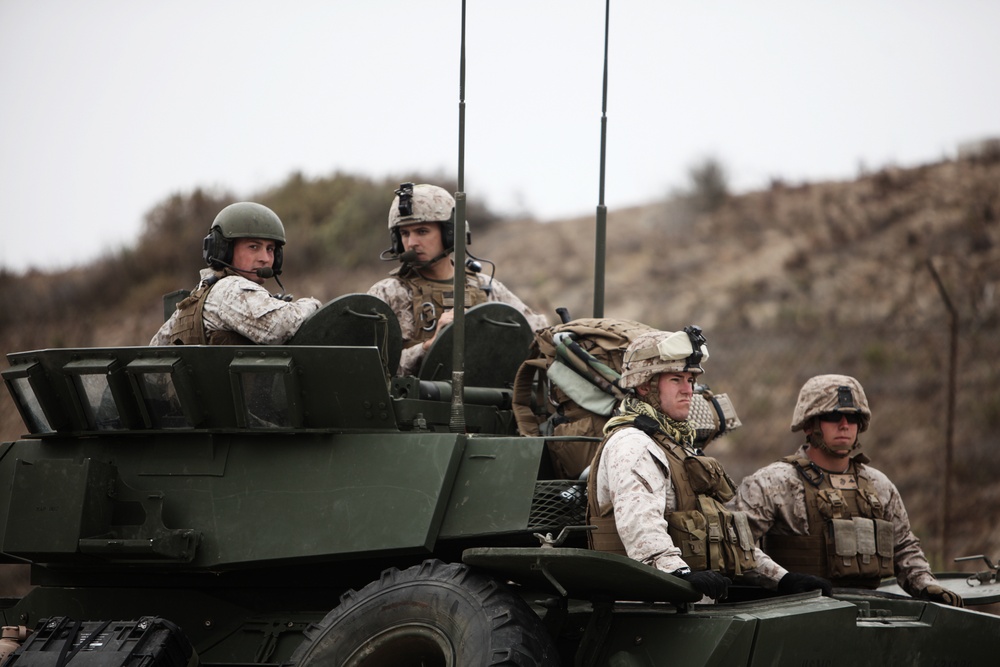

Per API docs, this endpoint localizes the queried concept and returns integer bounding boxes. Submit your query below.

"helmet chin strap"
[807,430,858,458]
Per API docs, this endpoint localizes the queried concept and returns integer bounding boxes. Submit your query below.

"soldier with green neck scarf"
[587,327,826,601]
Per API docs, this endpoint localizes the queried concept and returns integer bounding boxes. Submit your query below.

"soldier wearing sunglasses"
[729,374,963,606]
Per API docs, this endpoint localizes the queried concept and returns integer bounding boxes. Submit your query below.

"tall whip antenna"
[449,0,468,432]
[593,0,611,317]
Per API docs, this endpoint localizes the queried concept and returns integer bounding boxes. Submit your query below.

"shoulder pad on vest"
[633,414,661,436]
[782,453,825,487]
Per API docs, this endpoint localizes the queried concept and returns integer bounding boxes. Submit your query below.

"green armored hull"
[3,301,1000,666]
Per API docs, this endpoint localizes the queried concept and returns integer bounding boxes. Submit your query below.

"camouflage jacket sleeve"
[149,314,178,346]
[728,463,802,588]
[729,450,938,593]
[202,276,322,345]
[729,461,809,541]
[368,275,548,378]
[859,465,937,595]
[480,276,549,331]
[595,427,689,573]
[367,278,423,377]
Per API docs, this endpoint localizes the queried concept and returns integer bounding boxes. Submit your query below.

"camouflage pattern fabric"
[728,444,939,594]
[790,373,871,432]
[387,184,455,230]
[619,329,706,389]
[368,271,548,377]
[151,269,321,346]
[594,424,786,585]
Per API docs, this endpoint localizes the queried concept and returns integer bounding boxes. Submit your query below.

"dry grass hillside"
[2,152,999,584]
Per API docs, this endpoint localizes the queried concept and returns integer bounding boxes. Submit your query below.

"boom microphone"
[211,257,275,279]
[400,249,450,268]
[206,257,289,299]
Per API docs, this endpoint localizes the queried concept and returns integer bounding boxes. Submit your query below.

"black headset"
[202,227,284,274]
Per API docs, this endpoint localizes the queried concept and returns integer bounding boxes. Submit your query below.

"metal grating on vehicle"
[528,481,587,530]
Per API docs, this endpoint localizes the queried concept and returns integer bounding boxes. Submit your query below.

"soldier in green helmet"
[151,202,322,346]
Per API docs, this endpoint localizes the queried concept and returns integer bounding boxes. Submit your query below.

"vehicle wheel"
[290,559,559,667]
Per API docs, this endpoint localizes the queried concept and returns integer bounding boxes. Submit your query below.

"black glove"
[778,572,833,597]
[918,585,964,607]
[680,570,731,601]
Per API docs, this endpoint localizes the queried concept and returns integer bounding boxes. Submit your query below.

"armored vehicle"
[4,4,1000,665]
[3,292,1000,667]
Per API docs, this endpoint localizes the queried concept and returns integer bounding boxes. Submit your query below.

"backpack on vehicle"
[512,317,741,480]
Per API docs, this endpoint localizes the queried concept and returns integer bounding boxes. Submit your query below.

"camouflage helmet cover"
[790,374,871,433]
[619,328,709,389]
[211,202,286,244]
[387,183,455,230]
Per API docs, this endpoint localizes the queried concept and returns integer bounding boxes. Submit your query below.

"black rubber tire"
[290,559,559,667]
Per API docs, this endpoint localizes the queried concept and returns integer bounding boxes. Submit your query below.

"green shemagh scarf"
[604,396,696,448]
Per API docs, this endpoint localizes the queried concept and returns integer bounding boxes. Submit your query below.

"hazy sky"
[3,1,999,272]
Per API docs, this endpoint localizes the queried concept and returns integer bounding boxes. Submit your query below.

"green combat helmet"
[203,202,287,274]
[790,373,872,433]
[619,326,709,389]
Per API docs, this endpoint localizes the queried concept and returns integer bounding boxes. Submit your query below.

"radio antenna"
[593,0,611,317]
[450,0,468,432]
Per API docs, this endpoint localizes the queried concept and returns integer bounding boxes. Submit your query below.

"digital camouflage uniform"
[370,183,548,378]
[730,445,937,594]
[592,425,784,585]
[587,329,786,588]
[368,266,548,378]
[729,374,951,599]
[151,268,321,346]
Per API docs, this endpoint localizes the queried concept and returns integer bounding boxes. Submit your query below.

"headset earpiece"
[202,227,233,268]
[441,220,454,252]
[272,244,283,274]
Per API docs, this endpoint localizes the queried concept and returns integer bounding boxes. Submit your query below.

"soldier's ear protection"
[441,218,455,252]
[202,227,284,274]
[202,227,232,268]
[390,227,405,255]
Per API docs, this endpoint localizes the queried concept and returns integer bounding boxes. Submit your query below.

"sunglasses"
[817,412,861,425]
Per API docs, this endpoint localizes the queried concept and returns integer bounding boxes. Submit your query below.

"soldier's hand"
[680,570,731,601]
[778,572,833,596]
[919,585,964,607]
[422,310,455,351]
[437,309,454,331]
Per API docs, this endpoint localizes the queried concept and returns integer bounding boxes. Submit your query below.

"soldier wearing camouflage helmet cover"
[367,183,547,377]
[728,374,963,606]
[586,327,809,601]
[151,202,322,346]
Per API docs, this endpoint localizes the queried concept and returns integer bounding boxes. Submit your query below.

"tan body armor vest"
[763,454,894,588]
[586,425,757,577]
[395,266,489,347]
[164,270,255,346]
